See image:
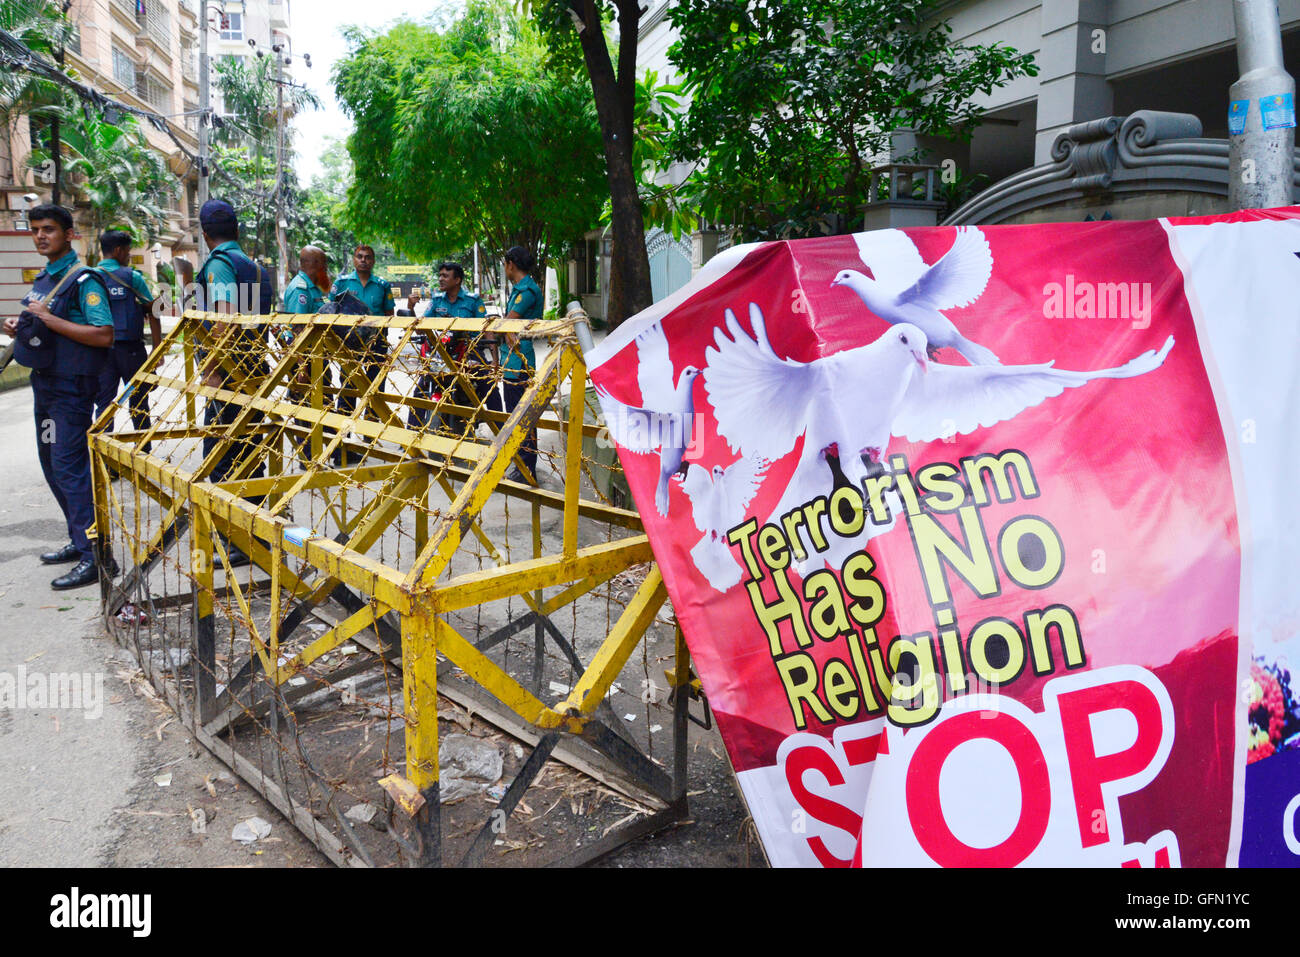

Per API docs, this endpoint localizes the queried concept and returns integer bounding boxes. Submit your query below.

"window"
[136,72,169,110]
[142,1,171,49]
[112,47,137,94]
[220,12,243,41]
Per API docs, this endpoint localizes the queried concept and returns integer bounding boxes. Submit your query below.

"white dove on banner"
[705,303,1174,568]
[679,457,769,591]
[832,226,1002,366]
[595,322,700,516]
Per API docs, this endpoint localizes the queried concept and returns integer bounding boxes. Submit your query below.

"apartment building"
[209,0,293,122]
[0,0,203,267]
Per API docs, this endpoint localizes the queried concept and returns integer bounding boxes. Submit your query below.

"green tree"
[212,53,321,269]
[28,110,175,254]
[0,0,75,194]
[529,0,654,326]
[333,2,604,291]
[667,0,1038,240]
[290,136,359,272]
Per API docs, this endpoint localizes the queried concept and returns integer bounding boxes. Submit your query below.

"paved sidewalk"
[0,385,321,867]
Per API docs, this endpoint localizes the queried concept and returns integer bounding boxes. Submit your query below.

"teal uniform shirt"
[424,289,488,362]
[283,270,326,314]
[202,240,243,305]
[330,271,395,316]
[499,274,544,380]
[422,289,486,320]
[46,250,114,328]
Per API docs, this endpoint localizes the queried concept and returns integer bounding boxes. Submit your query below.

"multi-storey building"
[1,0,294,277]
[1,0,203,268]
[209,0,293,124]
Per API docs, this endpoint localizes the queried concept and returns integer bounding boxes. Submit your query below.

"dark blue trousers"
[95,340,153,444]
[31,371,99,563]
[493,376,535,474]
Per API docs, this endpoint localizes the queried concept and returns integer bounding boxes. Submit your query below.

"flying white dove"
[832,226,1002,366]
[704,303,1174,567]
[596,322,700,516]
[679,457,769,591]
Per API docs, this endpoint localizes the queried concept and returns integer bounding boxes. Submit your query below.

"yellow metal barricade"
[91,307,691,866]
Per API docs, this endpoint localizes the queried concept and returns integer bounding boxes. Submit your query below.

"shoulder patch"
[86,292,102,307]
[297,293,308,306]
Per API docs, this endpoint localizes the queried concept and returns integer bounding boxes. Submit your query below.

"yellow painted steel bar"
[211,532,276,678]
[432,473,544,618]
[439,463,643,530]
[403,610,439,791]
[538,565,624,616]
[429,535,654,613]
[190,482,412,614]
[185,309,573,338]
[132,369,488,464]
[215,461,423,499]
[286,602,387,678]
[563,350,586,559]
[408,345,576,587]
[431,617,576,732]
[557,566,667,719]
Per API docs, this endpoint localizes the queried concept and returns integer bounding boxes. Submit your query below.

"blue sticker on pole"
[1229,99,1249,135]
[1260,92,1296,130]
[283,526,312,547]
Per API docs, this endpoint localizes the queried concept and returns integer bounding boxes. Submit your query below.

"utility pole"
[274,41,287,292]
[1229,0,1296,210]
[51,1,72,207]
[198,0,211,256]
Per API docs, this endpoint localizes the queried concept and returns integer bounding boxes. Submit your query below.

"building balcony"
[270,0,290,31]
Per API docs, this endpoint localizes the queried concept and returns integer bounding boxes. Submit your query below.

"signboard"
[588,207,1300,867]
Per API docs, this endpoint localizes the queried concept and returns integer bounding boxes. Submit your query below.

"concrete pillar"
[1035,0,1113,165]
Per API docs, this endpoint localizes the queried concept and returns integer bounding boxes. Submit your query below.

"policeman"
[279,245,330,461]
[283,245,330,317]
[2,204,118,589]
[496,246,547,484]
[330,244,394,422]
[196,199,274,566]
[93,231,161,450]
[404,261,487,431]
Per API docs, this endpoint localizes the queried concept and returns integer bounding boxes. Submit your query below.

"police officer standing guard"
[196,199,274,567]
[405,261,487,432]
[93,230,161,449]
[2,204,119,589]
[331,244,395,421]
[497,246,547,484]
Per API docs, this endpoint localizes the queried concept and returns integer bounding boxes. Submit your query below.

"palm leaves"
[28,110,176,246]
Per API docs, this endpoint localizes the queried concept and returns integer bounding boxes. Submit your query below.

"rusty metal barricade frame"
[90,306,692,866]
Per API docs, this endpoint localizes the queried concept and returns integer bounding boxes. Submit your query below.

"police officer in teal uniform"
[405,261,487,430]
[330,244,395,419]
[278,245,330,462]
[2,204,118,589]
[282,244,329,317]
[93,230,161,445]
[196,199,274,566]
[496,246,547,483]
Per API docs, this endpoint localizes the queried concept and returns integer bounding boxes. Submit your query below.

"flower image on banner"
[587,206,1300,868]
